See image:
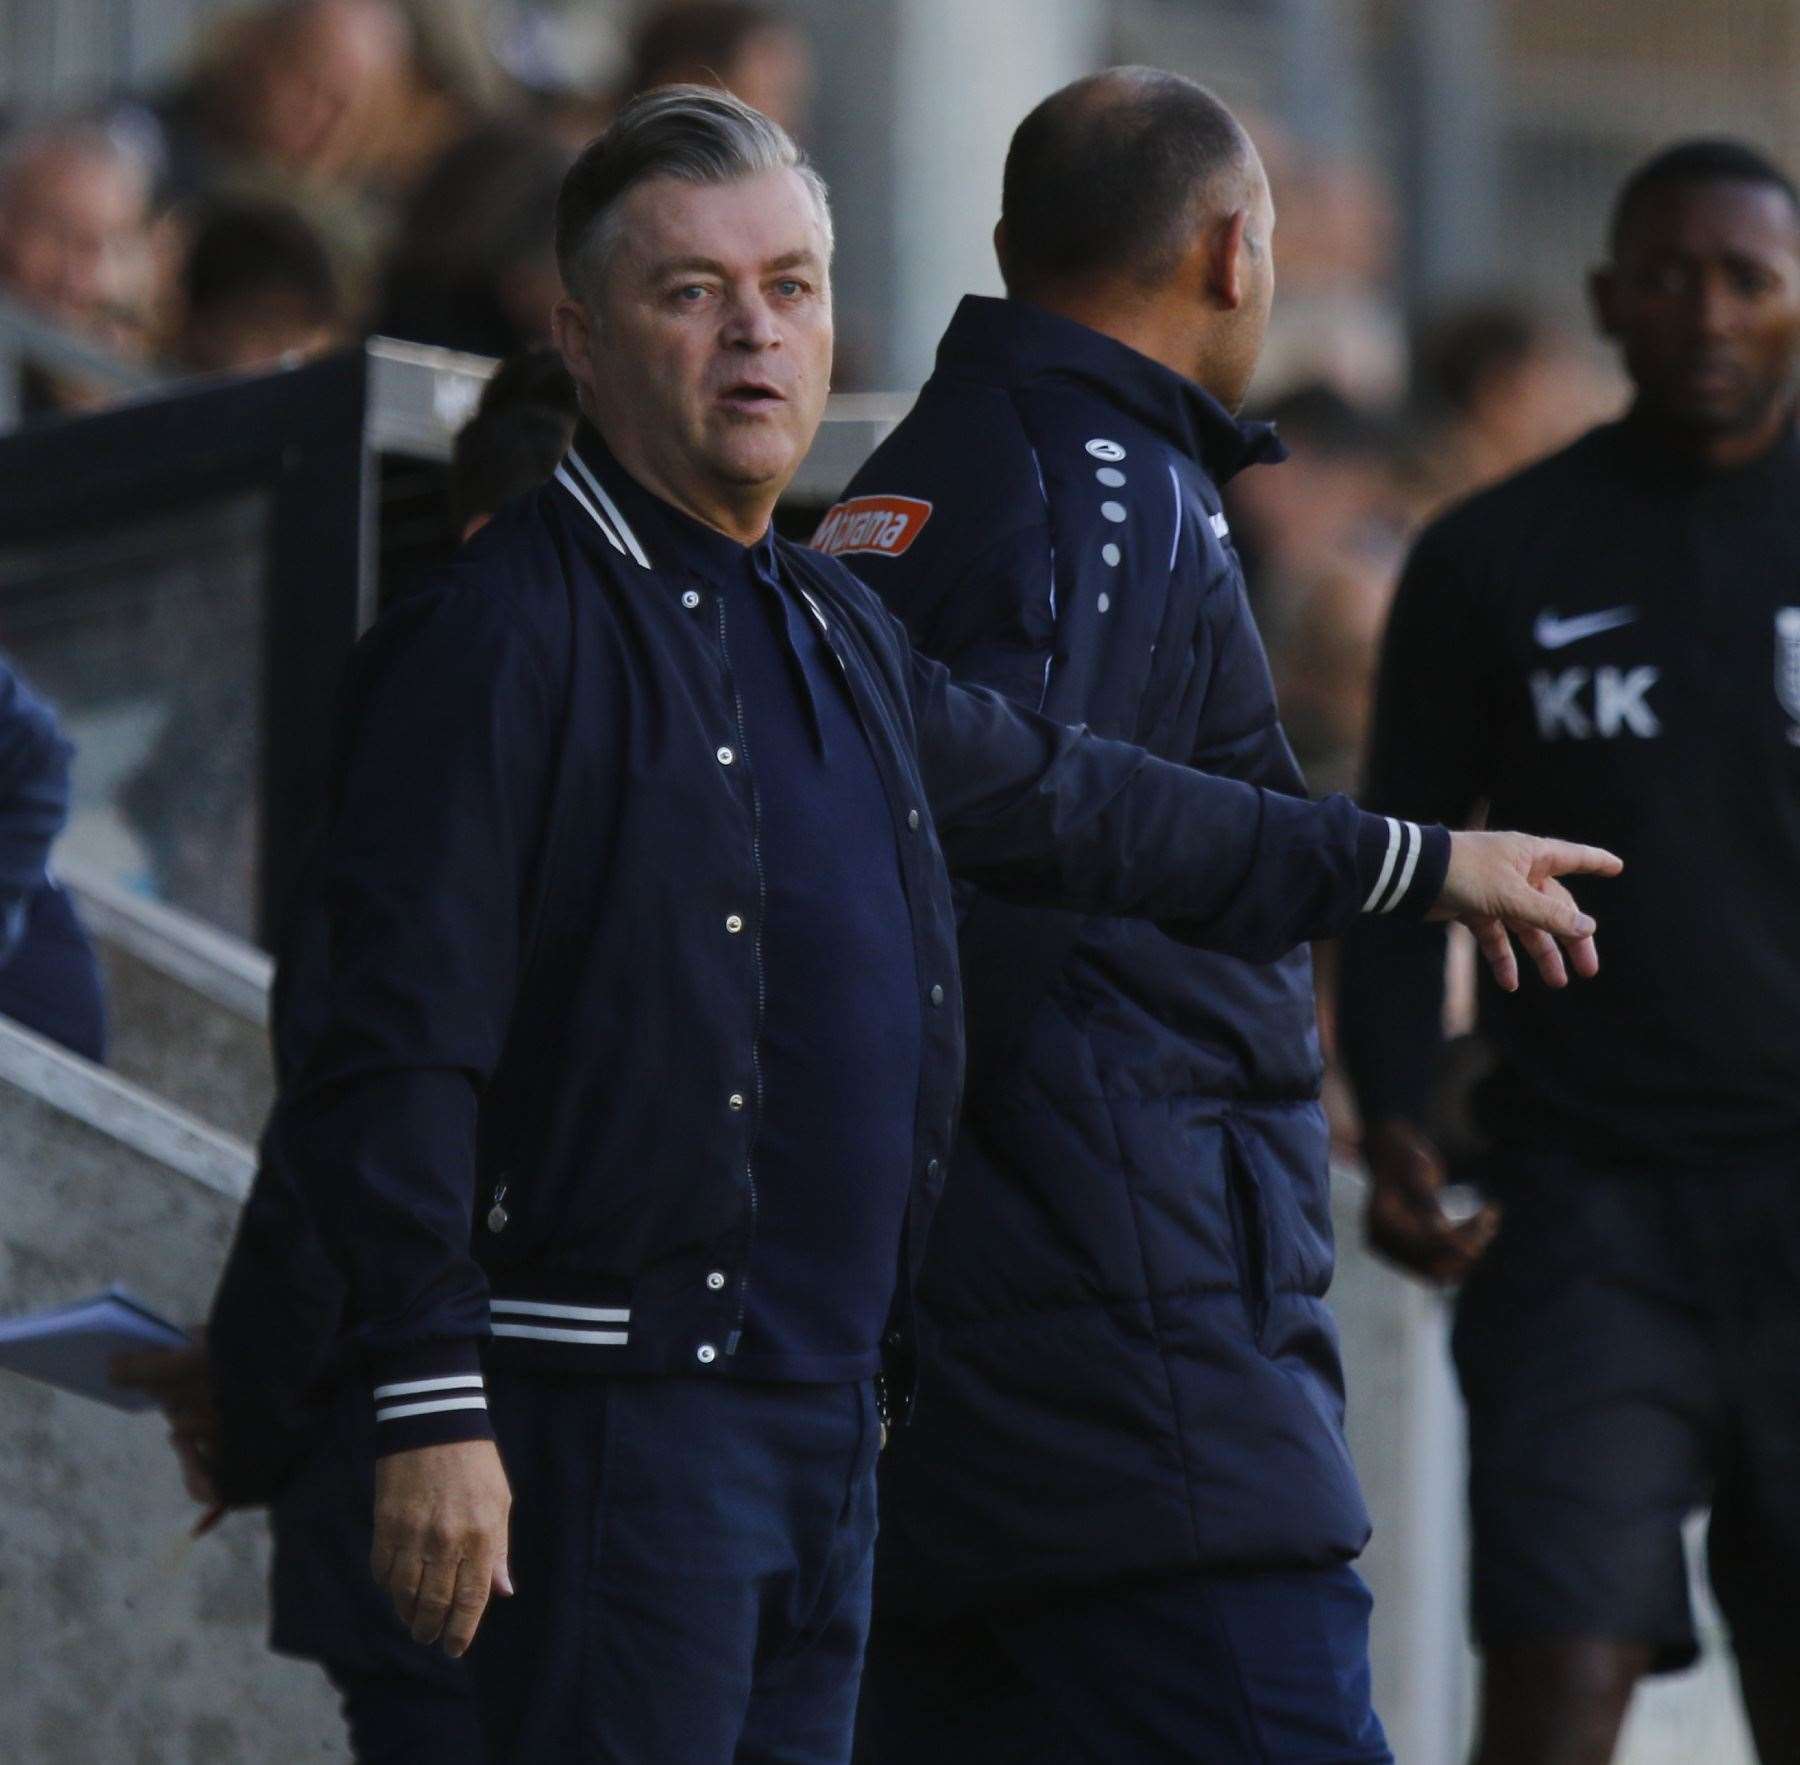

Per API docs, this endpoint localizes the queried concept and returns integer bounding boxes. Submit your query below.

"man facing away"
[822,69,1514,1762]
[1339,140,1800,1765]
[200,88,1612,1764]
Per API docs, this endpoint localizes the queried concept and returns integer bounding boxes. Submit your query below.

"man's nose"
[721,293,781,349]
[1693,270,1741,340]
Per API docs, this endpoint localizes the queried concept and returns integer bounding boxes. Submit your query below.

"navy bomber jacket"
[258,425,1449,1455]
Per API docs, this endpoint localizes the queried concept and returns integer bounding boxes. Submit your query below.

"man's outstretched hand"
[372,1439,514,1658]
[1435,831,1623,991]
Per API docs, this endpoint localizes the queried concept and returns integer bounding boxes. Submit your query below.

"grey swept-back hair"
[555,85,833,301]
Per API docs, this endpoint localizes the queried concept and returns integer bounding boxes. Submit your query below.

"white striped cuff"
[372,1372,487,1425]
[1362,816,1425,915]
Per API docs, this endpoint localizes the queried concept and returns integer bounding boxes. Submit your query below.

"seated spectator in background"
[151,0,413,202]
[0,118,157,412]
[626,2,813,137]
[375,122,568,357]
[1402,300,1620,517]
[146,0,416,312]
[449,343,577,540]
[0,660,105,1063]
[170,198,344,374]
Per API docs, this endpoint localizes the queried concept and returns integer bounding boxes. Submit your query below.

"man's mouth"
[717,381,786,412]
[1676,355,1743,393]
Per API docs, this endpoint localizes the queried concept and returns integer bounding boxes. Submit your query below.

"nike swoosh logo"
[1534,607,1639,650]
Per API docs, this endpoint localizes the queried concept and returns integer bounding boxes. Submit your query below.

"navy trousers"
[854,1564,1392,1764]
[470,1372,882,1763]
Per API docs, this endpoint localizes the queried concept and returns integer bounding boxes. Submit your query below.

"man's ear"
[1588,265,1621,342]
[1203,209,1251,312]
[992,217,1009,284]
[551,295,598,398]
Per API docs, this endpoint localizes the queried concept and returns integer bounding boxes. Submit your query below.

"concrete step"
[0,1013,338,1759]
[59,857,274,1146]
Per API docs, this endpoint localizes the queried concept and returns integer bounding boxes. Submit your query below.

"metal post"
[1392,0,1504,319]
[1273,0,1358,152]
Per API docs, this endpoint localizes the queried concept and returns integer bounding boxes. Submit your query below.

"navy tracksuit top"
[220,421,1447,1464]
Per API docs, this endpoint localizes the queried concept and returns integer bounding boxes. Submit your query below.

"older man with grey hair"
[190,85,1617,1762]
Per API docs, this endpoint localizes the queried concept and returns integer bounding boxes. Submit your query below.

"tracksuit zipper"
[716,595,765,1352]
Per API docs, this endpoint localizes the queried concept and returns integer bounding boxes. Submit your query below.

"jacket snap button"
[907,809,920,830]
[696,1343,718,1365]
[728,1092,745,1111]
[716,746,735,766]
[929,984,945,1006]
[682,590,701,609]
[926,1158,940,1179]
[725,914,743,934]
[706,1270,727,1291]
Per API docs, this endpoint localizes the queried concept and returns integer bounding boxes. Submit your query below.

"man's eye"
[674,285,710,303]
[774,279,806,298]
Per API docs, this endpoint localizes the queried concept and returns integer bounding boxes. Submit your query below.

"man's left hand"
[1433,830,1623,992]
[112,1339,221,1507]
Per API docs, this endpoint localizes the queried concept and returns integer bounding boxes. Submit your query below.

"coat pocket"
[1221,1122,1274,1343]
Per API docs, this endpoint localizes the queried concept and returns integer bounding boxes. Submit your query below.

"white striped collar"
[553,440,654,570]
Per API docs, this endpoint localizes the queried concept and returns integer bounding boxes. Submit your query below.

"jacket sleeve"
[1337,522,1497,1128]
[905,632,1450,963]
[264,580,556,1454]
[0,660,71,965]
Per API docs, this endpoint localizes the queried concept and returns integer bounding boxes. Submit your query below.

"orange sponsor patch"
[811,495,933,559]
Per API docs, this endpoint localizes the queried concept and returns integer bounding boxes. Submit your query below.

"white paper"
[0,1285,190,1411]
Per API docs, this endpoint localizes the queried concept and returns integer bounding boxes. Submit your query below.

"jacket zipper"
[716,596,765,1351]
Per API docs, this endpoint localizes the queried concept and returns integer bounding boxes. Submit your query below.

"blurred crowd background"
[5,0,1794,1137]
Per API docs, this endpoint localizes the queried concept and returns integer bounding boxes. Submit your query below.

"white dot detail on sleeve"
[1095,467,1126,487]
[1102,543,1121,566]
[1085,438,1126,461]
[1097,593,1111,613]
[1100,501,1127,524]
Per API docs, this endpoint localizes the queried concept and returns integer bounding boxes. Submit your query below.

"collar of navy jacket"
[271,400,1443,1457]
[932,294,1288,486]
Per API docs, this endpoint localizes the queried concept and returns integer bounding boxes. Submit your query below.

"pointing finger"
[1527,840,1623,882]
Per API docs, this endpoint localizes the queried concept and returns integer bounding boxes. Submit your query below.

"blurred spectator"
[363,0,515,199]
[0,118,158,411]
[144,0,418,313]
[1249,117,1408,406]
[626,3,814,137]
[1229,382,1401,615]
[0,660,106,1063]
[1402,300,1621,516]
[375,122,569,357]
[448,343,577,540]
[170,199,344,374]
[152,0,414,202]
[1271,559,1398,803]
